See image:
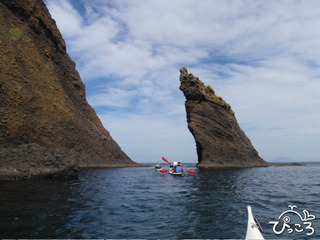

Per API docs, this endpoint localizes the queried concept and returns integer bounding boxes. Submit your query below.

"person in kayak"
[172,161,178,170]
[155,162,161,169]
[169,161,178,173]
[173,162,184,173]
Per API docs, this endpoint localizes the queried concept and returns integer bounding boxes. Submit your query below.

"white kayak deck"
[245,206,264,240]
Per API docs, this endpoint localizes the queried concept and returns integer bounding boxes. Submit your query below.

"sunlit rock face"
[179,67,269,168]
[0,0,139,180]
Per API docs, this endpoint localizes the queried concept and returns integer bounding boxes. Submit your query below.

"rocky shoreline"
[0,143,78,180]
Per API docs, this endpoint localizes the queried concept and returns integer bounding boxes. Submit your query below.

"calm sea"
[0,162,319,239]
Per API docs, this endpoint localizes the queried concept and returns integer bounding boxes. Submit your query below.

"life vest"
[175,166,182,173]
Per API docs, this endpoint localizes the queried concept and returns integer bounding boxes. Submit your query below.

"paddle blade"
[188,170,196,174]
[162,157,168,162]
[159,169,167,173]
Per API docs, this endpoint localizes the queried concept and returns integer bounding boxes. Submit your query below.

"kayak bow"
[245,206,264,240]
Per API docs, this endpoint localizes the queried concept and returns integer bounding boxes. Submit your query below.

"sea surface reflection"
[0,162,319,239]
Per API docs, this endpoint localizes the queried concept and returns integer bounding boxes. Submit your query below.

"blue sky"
[44,0,320,163]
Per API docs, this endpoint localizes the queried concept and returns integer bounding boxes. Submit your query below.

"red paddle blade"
[159,169,167,173]
[162,157,168,162]
[188,170,196,174]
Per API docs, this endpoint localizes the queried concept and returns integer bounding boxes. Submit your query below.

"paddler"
[172,161,178,170]
[169,161,177,173]
[155,162,161,169]
[173,162,184,173]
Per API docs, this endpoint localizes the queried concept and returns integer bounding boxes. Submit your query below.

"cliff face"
[0,0,138,180]
[179,67,270,168]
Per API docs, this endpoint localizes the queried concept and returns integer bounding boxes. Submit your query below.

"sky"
[44,0,320,163]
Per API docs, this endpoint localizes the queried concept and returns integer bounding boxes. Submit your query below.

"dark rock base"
[0,143,78,180]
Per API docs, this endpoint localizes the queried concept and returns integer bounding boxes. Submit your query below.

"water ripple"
[0,163,319,239]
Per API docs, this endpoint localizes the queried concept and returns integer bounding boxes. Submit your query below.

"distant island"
[270,156,295,162]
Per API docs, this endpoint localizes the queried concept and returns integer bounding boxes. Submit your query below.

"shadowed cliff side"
[0,0,139,180]
[179,67,270,168]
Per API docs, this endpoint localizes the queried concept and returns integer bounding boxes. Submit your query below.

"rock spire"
[179,67,270,168]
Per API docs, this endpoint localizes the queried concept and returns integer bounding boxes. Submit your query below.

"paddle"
[188,170,196,174]
[162,156,169,163]
[159,169,167,173]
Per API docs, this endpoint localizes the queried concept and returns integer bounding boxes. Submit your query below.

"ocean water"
[0,162,320,239]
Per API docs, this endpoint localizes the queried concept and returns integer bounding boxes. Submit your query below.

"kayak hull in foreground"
[245,206,264,240]
[169,172,184,176]
[169,169,184,176]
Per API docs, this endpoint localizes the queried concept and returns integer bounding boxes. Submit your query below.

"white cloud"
[45,0,320,163]
[46,0,83,38]
[88,87,138,108]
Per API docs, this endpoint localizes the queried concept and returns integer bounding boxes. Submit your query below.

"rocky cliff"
[0,0,139,180]
[179,67,270,168]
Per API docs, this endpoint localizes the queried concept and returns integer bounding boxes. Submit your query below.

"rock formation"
[179,67,270,168]
[0,0,139,180]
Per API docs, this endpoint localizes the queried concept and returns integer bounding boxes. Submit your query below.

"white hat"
[173,161,178,165]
